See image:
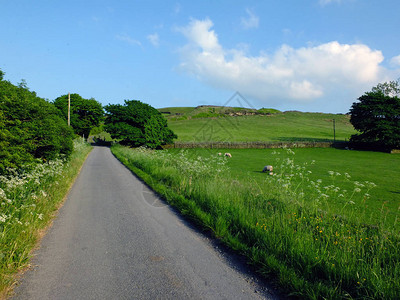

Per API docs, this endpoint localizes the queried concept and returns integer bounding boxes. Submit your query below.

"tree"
[371,79,400,97]
[349,80,400,149]
[104,100,177,148]
[53,94,104,138]
[0,72,74,173]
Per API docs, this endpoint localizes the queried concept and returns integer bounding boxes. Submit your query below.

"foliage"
[0,73,74,173]
[53,94,104,138]
[350,81,400,149]
[371,79,400,97]
[104,100,177,148]
[112,145,400,299]
[0,139,92,295]
[257,107,281,114]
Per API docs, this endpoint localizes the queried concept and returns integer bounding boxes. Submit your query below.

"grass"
[177,147,400,228]
[0,139,92,297]
[165,111,355,142]
[111,145,400,299]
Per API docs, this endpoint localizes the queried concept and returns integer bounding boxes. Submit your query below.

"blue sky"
[1,0,399,113]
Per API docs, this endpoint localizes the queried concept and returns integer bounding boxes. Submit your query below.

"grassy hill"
[158,106,356,142]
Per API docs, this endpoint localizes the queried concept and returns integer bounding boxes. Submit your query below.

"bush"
[0,73,74,173]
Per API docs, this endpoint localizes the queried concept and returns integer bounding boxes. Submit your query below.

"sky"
[1,0,400,113]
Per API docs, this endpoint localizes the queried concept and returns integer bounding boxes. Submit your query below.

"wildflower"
[354,188,361,193]
[38,214,43,220]
[328,171,334,176]
[0,214,6,222]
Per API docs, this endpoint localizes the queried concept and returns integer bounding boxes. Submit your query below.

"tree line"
[1,65,399,173]
[0,68,177,174]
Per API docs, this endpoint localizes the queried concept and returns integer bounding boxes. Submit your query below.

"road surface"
[12,146,278,300]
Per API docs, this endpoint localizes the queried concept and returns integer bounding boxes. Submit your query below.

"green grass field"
[164,110,355,142]
[169,147,400,228]
[111,145,400,299]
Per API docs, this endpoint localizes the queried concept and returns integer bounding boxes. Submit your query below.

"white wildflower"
[0,214,6,222]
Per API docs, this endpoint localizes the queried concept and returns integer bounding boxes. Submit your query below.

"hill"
[158,106,356,143]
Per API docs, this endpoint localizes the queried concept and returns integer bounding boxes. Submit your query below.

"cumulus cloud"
[240,8,259,29]
[177,18,387,107]
[147,33,160,47]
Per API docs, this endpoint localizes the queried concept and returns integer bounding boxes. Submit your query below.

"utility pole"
[68,93,71,127]
[333,119,336,143]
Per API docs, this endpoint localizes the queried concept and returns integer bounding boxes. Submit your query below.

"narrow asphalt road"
[12,146,278,300]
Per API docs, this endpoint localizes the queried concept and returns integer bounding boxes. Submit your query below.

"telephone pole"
[68,93,71,127]
[333,119,336,143]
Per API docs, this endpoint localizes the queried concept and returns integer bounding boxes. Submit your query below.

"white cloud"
[147,33,160,47]
[177,19,388,107]
[390,55,400,67]
[116,34,142,47]
[319,0,353,6]
[240,8,259,29]
[319,0,342,5]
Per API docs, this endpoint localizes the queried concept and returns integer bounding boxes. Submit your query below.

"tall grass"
[0,139,92,296]
[112,144,399,299]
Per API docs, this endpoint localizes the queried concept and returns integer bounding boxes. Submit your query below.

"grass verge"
[0,139,92,298]
[111,144,399,299]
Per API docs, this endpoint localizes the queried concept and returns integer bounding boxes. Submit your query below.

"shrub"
[0,72,74,173]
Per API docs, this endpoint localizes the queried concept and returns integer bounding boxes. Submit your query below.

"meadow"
[0,140,92,297]
[162,109,356,143]
[112,145,400,299]
[179,147,400,228]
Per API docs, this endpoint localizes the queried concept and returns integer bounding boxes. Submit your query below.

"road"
[12,146,278,300]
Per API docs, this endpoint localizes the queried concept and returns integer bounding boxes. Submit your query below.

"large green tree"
[53,94,104,138]
[104,100,177,148]
[349,80,400,149]
[0,71,74,173]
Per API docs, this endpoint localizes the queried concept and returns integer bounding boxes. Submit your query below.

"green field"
[160,108,356,142]
[170,147,400,228]
[112,145,400,299]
